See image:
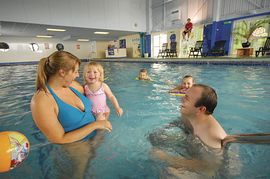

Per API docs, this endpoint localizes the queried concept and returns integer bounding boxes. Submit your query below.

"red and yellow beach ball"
[0,131,30,172]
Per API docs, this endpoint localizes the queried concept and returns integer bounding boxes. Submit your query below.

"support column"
[211,0,221,48]
[147,0,152,33]
[140,32,146,57]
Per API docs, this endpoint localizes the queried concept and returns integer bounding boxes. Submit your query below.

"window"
[56,43,64,51]
[0,42,10,52]
[152,34,167,57]
[29,43,39,52]
[119,39,126,48]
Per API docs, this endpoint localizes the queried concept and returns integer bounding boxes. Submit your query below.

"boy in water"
[138,68,152,81]
[169,75,195,93]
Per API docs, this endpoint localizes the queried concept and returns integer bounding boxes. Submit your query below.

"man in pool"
[181,84,227,148]
[151,84,228,176]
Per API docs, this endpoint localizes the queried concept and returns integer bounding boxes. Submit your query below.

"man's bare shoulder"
[208,117,227,140]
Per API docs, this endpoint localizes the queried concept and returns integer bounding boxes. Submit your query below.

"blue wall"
[203,21,232,55]
[145,34,151,57]
[203,11,270,55]
[203,24,212,53]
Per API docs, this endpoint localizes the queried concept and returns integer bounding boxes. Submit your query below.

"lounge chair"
[168,42,178,57]
[203,40,226,57]
[157,43,169,58]
[188,41,203,58]
[255,37,270,57]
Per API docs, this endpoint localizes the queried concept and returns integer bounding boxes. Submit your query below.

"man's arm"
[151,148,220,173]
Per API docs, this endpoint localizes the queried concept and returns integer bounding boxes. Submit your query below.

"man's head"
[181,84,217,116]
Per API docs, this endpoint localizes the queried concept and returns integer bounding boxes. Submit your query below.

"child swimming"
[83,62,123,120]
[169,75,195,93]
[138,68,152,81]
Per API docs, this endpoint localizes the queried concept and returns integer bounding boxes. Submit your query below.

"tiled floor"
[92,57,270,66]
[1,57,270,66]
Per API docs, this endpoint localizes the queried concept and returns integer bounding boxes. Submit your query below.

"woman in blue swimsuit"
[31,51,113,178]
[31,51,112,143]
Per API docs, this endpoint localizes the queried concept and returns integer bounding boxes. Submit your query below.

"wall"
[230,15,270,55]
[118,34,141,58]
[151,0,213,32]
[89,34,142,59]
[0,37,93,62]
[220,0,270,21]
[95,41,110,58]
[0,0,147,32]
[151,0,270,32]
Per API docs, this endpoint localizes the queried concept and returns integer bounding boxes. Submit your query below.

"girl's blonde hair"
[83,62,104,83]
[35,51,81,92]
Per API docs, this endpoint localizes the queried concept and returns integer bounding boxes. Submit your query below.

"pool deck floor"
[92,56,270,65]
[1,56,270,66]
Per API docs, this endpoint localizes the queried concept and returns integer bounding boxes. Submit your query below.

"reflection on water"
[0,63,270,178]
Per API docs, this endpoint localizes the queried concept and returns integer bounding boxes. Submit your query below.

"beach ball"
[0,131,30,173]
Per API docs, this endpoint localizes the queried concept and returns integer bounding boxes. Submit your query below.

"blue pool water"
[1,62,270,178]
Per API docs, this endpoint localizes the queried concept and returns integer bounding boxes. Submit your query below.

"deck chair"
[255,37,270,57]
[188,41,203,58]
[203,40,226,57]
[169,42,178,57]
[157,43,169,58]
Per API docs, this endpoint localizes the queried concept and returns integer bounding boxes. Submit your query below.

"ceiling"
[0,21,139,41]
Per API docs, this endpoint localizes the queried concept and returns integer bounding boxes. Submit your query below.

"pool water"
[1,62,270,178]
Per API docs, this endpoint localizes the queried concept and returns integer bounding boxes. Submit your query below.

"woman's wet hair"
[194,84,217,114]
[35,51,81,92]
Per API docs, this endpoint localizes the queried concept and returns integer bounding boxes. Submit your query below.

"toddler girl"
[83,62,123,120]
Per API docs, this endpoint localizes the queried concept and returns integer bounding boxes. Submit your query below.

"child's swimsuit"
[84,84,110,115]
[47,84,96,139]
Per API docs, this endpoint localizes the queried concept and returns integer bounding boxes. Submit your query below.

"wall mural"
[231,16,270,55]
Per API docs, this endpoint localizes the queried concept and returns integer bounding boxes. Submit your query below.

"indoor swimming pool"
[0,62,270,178]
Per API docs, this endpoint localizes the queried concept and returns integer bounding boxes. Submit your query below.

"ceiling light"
[36,35,53,38]
[94,32,109,35]
[77,39,89,42]
[46,28,66,32]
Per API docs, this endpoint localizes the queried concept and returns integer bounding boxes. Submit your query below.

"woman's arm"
[103,83,123,116]
[31,91,112,144]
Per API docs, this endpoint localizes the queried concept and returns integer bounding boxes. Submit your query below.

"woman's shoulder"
[70,81,84,93]
[31,90,53,106]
